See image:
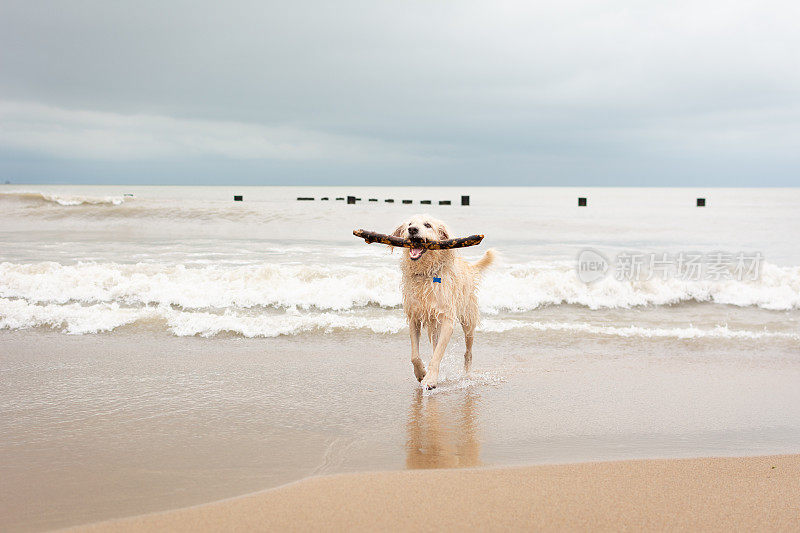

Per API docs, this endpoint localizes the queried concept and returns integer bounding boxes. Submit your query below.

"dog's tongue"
[410,247,424,259]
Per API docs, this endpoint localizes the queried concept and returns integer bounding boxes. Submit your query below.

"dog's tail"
[472,248,496,273]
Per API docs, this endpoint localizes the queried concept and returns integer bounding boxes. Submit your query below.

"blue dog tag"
[433,277,441,283]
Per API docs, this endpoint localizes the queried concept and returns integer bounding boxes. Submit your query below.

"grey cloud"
[0,0,798,185]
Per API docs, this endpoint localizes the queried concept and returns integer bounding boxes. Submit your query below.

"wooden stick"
[353,229,484,249]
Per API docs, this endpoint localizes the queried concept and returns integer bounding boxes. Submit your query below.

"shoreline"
[4,329,800,531]
[73,454,800,532]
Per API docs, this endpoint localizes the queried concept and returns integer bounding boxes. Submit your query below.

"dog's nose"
[408,226,419,236]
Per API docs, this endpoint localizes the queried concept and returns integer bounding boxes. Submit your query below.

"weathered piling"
[402,200,412,204]
[439,200,451,205]
[369,198,378,202]
[461,195,470,206]
[347,196,356,204]
[297,197,314,201]
[578,197,587,206]
[336,197,344,201]
[234,195,243,201]
[385,199,395,203]
[697,198,706,207]
[421,200,431,205]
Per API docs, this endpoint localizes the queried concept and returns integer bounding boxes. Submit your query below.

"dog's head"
[391,214,452,268]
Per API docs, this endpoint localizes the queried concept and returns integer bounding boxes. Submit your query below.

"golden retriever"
[391,214,495,389]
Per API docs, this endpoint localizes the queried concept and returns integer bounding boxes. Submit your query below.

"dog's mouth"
[408,239,426,261]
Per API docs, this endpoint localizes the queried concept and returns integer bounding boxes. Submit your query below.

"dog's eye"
[424,223,432,228]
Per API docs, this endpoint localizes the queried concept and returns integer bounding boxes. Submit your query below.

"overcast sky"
[1,0,798,186]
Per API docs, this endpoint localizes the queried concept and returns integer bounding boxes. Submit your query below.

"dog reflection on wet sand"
[405,389,481,469]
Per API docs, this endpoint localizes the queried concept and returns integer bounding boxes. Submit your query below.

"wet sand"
[75,454,800,532]
[3,328,800,531]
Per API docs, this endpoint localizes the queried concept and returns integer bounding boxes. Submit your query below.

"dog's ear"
[437,223,450,240]
[389,223,405,253]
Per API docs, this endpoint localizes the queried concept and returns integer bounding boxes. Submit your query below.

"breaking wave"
[0,298,406,336]
[480,319,800,341]
[482,261,800,312]
[0,191,127,206]
[1,297,798,341]
[1,260,798,314]
[0,262,401,310]
[1,258,799,338]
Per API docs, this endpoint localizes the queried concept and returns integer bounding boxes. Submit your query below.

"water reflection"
[405,388,482,469]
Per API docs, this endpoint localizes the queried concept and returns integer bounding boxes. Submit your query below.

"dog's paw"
[412,358,426,382]
[421,372,438,390]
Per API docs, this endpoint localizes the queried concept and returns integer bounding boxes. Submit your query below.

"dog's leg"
[421,318,454,390]
[462,323,474,372]
[410,318,426,382]
[429,323,440,351]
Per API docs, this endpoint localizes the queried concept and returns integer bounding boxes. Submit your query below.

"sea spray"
[1,260,798,313]
[2,296,798,340]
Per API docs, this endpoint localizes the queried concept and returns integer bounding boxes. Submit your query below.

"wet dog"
[392,214,495,389]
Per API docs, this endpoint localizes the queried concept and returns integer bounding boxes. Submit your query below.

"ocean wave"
[0,298,406,336]
[0,261,401,310]
[0,192,299,224]
[0,191,126,206]
[2,297,797,341]
[1,260,799,313]
[480,319,800,341]
[481,261,800,311]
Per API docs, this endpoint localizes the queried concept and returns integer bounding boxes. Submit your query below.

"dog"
[391,214,495,389]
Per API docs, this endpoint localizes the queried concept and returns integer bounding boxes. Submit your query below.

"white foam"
[422,370,508,395]
[2,297,797,341]
[479,260,800,312]
[1,260,799,314]
[165,308,406,337]
[479,319,800,341]
[0,297,148,334]
[0,191,126,206]
[0,297,407,336]
[0,261,402,310]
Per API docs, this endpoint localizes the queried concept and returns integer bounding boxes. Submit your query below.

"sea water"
[1,185,799,530]
[1,185,798,338]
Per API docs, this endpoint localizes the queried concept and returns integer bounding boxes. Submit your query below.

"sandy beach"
[4,318,800,531]
[74,454,800,532]
[4,324,800,530]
